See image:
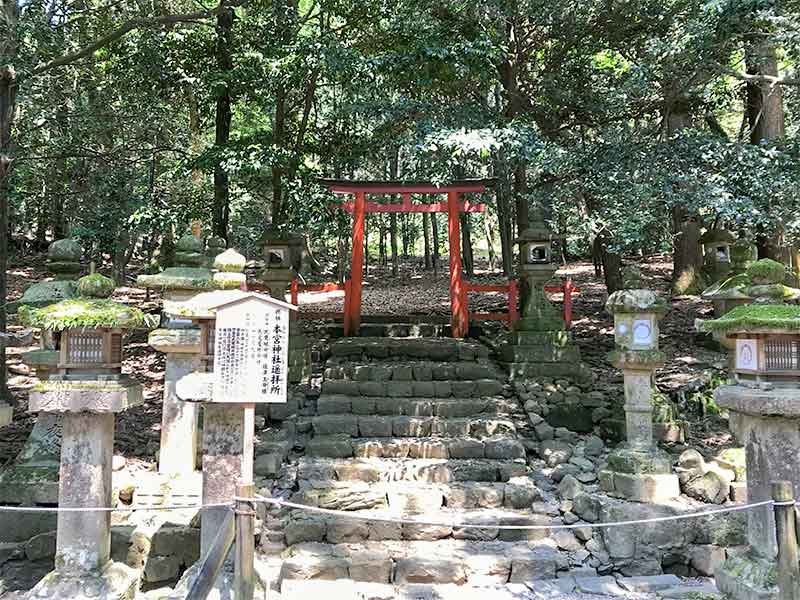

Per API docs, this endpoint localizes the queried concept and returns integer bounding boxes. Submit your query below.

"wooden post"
[447,191,467,338]
[186,510,235,600]
[772,481,800,600]
[348,191,366,336]
[234,481,255,600]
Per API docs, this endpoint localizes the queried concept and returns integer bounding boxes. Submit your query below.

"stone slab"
[148,328,203,354]
[24,559,138,600]
[29,378,143,414]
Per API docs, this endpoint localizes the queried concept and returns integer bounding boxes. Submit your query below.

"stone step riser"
[307,436,526,461]
[324,363,499,383]
[298,459,528,484]
[293,481,541,513]
[316,397,518,418]
[320,379,504,399]
[311,416,518,439]
[330,339,490,363]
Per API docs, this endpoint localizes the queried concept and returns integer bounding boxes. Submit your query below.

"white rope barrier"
[0,502,232,513]
[247,495,776,531]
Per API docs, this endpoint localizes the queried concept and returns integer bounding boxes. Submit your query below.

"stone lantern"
[600,289,680,503]
[260,229,310,384]
[18,279,155,599]
[501,211,588,382]
[699,275,800,600]
[701,228,735,272]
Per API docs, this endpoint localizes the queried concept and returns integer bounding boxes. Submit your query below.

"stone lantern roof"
[137,232,214,292]
[699,228,736,245]
[605,289,668,316]
[698,304,800,336]
[515,209,560,244]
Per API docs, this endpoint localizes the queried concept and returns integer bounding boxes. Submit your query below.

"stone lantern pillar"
[501,211,588,381]
[600,288,680,503]
[698,263,800,600]
[260,230,310,384]
[138,231,214,476]
[19,277,154,599]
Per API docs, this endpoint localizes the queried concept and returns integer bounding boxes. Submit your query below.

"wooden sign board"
[209,292,296,404]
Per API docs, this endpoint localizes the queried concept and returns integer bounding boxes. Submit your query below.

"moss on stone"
[76,274,115,298]
[137,267,213,290]
[9,281,77,312]
[606,289,667,315]
[214,248,246,273]
[19,299,158,331]
[746,258,786,284]
[700,304,800,332]
[703,273,751,297]
[47,239,82,262]
[175,233,203,253]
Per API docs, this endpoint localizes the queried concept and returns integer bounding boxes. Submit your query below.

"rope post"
[772,481,800,600]
[234,481,256,600]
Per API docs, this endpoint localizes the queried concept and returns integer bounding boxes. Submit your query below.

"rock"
[540,440,572,467]
[394,558,467,584]
[280,555,349,581]
[572,493,600,523]
[534,422,554,441]
[617,574,682,592]
[713,447,746,482]
[550,463,581,483]
[562,512,579,525]
[574,525,592,542]
[660,583,722,599]
[25,531,56,561]
[575,576,627,596]
[254,453,282,477]
[569,457,594,471]
[348,552,393,583]
[285,517,326,545]
[690,544,726,576]
[584,436,605,457]
[553,530,582,552]
[504,480,541,509]
[152,526,200,565]
[678,449,705,470]
[144,554,182,583]
[112,455,126,471]
[326,518,369,543]
[684,471,730,504]
[557,474,583,500]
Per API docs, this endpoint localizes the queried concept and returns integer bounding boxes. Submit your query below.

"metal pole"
[234,481,255,600]
[186,509,236,600]
[772,481,800,600]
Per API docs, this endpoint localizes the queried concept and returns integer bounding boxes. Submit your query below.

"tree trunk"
[213,4,234,240]
[484,212,497,272]
[600,239,624,294]
[378,216,386,266]
[460,212,474,277]
[0,61,16,408]
[389,146,399,275]
[401,216,410,258]
[364,216,369,276]
[746,41,785,145]
[431,213,440,275]
[493,155,514,276]
[423,213,432,269]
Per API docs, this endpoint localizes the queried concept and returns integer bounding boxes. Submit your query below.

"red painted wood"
[325,183,491,194]
[448,191,467,338]
[347,193,366,336]
[290,279,299,306]
[563,278,575,329]
[337,200,485,214]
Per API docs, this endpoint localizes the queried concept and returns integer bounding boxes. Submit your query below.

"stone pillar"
[600,289,679,503]
[25,378,142,599]
[149,328,204,476]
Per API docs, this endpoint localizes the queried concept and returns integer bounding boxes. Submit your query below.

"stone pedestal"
[25,379,142,600]
[149,328,203,476]
[261,266,310,384]
[600,353,679,503]
[715,386,800,600]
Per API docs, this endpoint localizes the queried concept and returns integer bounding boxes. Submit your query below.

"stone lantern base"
[502,329,590,382]
[599,446,680,503]
[26,560,138,600]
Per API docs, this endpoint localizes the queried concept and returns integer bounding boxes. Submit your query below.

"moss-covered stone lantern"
[501,210,588,382]
[701,228,735,271]
[698,267,800,600]
[18,279,154,599]
[600,288,680,503]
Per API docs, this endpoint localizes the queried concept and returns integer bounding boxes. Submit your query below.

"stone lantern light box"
[210,292,296,403]
[265,237,292,269]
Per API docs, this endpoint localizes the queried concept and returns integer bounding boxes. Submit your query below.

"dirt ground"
[0,252,731,466]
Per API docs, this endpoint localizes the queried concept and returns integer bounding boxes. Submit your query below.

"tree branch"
[32,2,246,76]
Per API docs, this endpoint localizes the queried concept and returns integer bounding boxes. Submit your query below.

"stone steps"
[311,415,519,438]
[324,361,501,383]
[316,396,519,417]
[307,435,525,460]
[297,457,528,484]
[284,506,554,544]
[329,338,490,362]
[278,539,569,586]
[320,378,505,399]
[292,480,543,512]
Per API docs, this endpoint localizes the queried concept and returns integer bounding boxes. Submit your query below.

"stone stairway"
[277,337,569,590]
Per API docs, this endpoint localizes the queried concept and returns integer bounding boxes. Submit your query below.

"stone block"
[436,399,486,418]
[497,461,527,481]
[401,400,434,417]
[389,488,444,513]
[402,522,452,541]
[433,381,452,398]
[353,365,372,381]
[446,483,504,509]
[350,397,376,415]
[412,382,436,397]
[475,379,503,397]
[368,521,403,540]
[30,378,143,413]
[618,575,682,592]
[611,472,680,503]
[485,438,525,460]
[144,554,182,583]
[279,556,349,581]
[393,417,432,437]
[497,514,551,542]
[394,558,467,584]
[431,418,469,437]
[308,436,353,458]
[447,439,485,459]
[326,518,369,543]
[576,576,627,596]
[387,382,414,398]
[381,440,411,458]
[359,382,386,397]
[358,416,393,437]
[254,453,282,477]
[285,517,327,545]
[509,546,561,581]
[540,440,572,467]
[471,419,516,438]
[25,531,56,561]
[348,553,393,583]
[316,486,386,511]
[312,415,359,436]
[371,366,392,381]
[334,462,383,482]
[504,481,541,509]
[316,396,351,415]
[412,365,433,381]
[353,440,384,458]
[152,526,200,565]
[453,461,500,482]
[392,366,413,381]
[409,440,449,459]
[451,381,476,398]
[148,328,202,354]
[689,545,726,576]
[322,380,360,396]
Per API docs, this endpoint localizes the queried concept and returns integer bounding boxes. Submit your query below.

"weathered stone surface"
[29,378,143,414]
[25,531,56,561]
[575,576,627,596]
[308,436,353,458]
[326,519,369,543]
[393,417,432,437]
[690,545,726,576]
[540,440,572,467]
[280,555,349,581]
[285,518,327,545]
[348,552,393,583]
[617,574,682,592]
[684,471,730,504]
[484,438,525,460]
[312,415,359,436]
[152,526,200,565]
[557,475,582,500]
[144,554,181,583]
[254,453,282,477]
[508,546,562,581]
[358,416,393,437]
[447,439,485,459]
[394,558,467,584]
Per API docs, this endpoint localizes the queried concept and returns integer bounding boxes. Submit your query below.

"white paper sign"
[736,339,758,371]
[212,294,291,403]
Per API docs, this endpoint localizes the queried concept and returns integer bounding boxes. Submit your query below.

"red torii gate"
[321,178,495,338]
